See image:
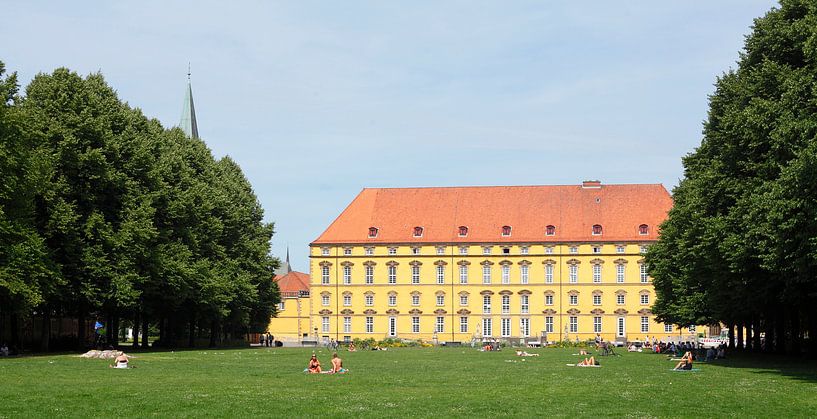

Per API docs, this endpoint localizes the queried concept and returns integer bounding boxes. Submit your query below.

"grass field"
[1,346,816,418]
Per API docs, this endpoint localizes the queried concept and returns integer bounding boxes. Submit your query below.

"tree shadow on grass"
[708,352,817,384]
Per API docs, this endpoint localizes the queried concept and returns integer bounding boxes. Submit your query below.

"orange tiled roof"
[273,271,310,293]
[312,182,672,244]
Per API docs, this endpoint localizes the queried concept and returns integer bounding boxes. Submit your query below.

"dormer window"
[546,225,556,236]
[368,227,378,238]
[592,224,603,235]
[501,226,512,237]
[413,226,424,237]
[458,226,468,237]
[639,224,649,235]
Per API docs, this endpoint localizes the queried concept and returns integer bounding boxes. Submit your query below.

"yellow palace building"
[306,181,675,344]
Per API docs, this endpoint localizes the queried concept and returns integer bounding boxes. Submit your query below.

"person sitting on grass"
[307,354,322,373]
[577,356,598,366]
[109,352,130,369]
[329,352,347,374]
[674,351,693,370]
[348,343,356,352]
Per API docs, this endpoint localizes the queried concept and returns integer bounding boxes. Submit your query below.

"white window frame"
[436,246,446,255]
[569,246,578,254]
[593,295,601,306]
[569,265,578,283]
[436,295,445,306]
[321,247,330,256]
[388,295,397,306]
[365,265,374,284]
[343,265,352,285]
[617,294,625,305]
[520,246,529,255]
[640,263,649,283]
[321,266,330,285]
[616,264,625,283]
[617,317,625,337]
[436,265,445,284]
[501,265,510,284]
[459,246,468,255]
[411,295,420,306]
[460,316,468,333]
[482,246,492,255]
[411,265,420,284]
[483,295,491,314]
[641,294,650,305]
[520,295,529,314]
[412,316,420,333]
[545,246,554,254]
[501,295,510,314]
[365,247,374,255]
[665,324,674,333]
[616,245,625,254]
[388,266,397,284]
[520,317,530,337]
[592,246,601,254]
[436,316,445,333]
[501,318,511,337]
[343,316,351,333]
[545,264,553,284]
[593,316,602,333]
[482,318,493,337]
[388,247,397,255]
[411,247,420,255]
[545,294,554,306]
[322,316,330,333]
[344,248,352,256]
[641,316,650,333]
[388,317,397,337]
[482,265,491,284]
[459,265,468,284]
[545,316,554,333]
[343,295,352,306]
[569,316,578,333]
[569,295,578,306]
[460,294,468,306]
[592,264,601,283]
[322,295,330,306]
[365,294,374,306]
[520,265,529,284]
[365,316,374,333]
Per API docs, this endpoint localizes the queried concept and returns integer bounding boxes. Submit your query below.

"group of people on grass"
[258,333,277,347]
[306,352,347,374]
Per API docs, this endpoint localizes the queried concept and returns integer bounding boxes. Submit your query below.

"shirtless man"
[330,352,346,373]
[110,352,129,368]
[578,356,598,366]
[307,354,322,373]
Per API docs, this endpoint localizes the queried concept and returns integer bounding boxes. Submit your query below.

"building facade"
[308,181,676,343]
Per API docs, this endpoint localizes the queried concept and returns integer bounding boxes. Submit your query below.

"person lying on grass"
[674,351,693,370]
[577,356,599,366]
[515,350,539,357]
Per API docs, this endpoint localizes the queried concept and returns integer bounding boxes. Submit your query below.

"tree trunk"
[737,322,745,350]
[775,307,786,354]
[728,323,735,349]
[763,309,775,353]
[40,308,51,352]
[752,315,762,352]
[132,311,140,348]
[141,315,149,348]
[209,320,218,348]
[77,311,86,351]
[10,312,20,351]
[790,310,801,355]
[188,313,196,348]
[808,306,817,358]
[745,321,753,351]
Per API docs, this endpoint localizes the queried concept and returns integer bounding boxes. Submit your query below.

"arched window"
[592,224,603,235]
[501,225,511,236]
[639,224,649,235]
[545,225,556,236]
[458,226,468,237]
[368,227,378,238]
[413,226,424,237]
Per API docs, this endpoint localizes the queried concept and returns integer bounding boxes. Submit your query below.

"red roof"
[273,271,310,293]
[312,183,672,244]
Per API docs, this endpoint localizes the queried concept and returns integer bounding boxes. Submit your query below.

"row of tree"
[0,62,279,351]
[647,0,817,355]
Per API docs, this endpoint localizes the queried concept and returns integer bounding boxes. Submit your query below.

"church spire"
[179,64,199,139]
[285,247,292,274]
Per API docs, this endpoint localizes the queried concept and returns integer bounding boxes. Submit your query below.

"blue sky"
[3,1,778,271]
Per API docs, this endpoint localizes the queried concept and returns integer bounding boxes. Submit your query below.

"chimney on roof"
[582,180,602,189]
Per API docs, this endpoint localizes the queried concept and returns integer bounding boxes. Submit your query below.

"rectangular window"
[411,247,420,255]
[483,295,491,314]
[501,265,510,284]
[322,316,330,333]
[616,245,625,254]
[436,295,445,306]
[343,265,351,285]
[321,266,330,285]
[436,265,445,284]
[365,247,374,255]
[343,295,351,306]
[640,245,648,254]
[388,295,397,306]
[411,265,420,284]
[412,295,420,306]
[321,248,330,256]
[641,316,650,333]
[365,295,373,306]
[616,264,625,283]
[545,264,553,284]
[569,316,578,333]
[388,266,397,284]
[617,294,625,305]
[520,295,529,314]
[520,265,529,284]
[593,246,601,254]
[641,294,649,305]
[322,295,330,306]
[459,265,468,284]
[389,247,397,255]
[688,325,696,333]
[545,316,554,333]
[569,246,578,254]
[436,246,446,255]
[343,317,351,333]
[501,318,511,337]
[460,294,468,306]
[412,316,420,333]
[640,264,649,283]
[460,316,468,333]
[545,295,553,306]
[617,317,625,337]
[366,317,374,333]
[665,324,674,333]
[436,316,445,333]
[545,246,554,254]
[483,265,491,284]
[520,318,530,337]
[520,246,529,255]
[592,264,601,283]
[569,265,578,283]
[593,295,601,306]
[501,295,510,314]
[483,318,493,337]
[593,316,602,333]
[278,301,285,311]
[365,265,374,284]
[569,295,578,305]
[388,317,397,337]
[483,247,492,255]
[459,246,468,255]
[502,247,510,254]
[344,248,352,256]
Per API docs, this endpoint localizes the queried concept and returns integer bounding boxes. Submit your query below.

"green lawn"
[1,346,815,418]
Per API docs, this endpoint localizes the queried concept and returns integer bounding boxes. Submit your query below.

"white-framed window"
[388,295,397,306]
[388,266,397,284]
[436,265,445,284]
[411,265,420,284]
[641,294,650,305]
[640,264,649,283]
[593,316,602,333]
[411,295,420,306]
[501,295,510,314]
[501,318,511,337]
[365,265,374,284]
[343,316,351,333]
[593,264,601,283]
[321,295,330,306]
[278,301,285,311]
[545,246,554,254]
[365,247,374,255]
[343,247,352,256]
[501,265,510,284]
[569,246,578,254]
[592,246,601,254]
[520,246,529,255]
[459,246,468,255]
[545,294,554,306]
[616,264,625,283]
[483,318,493,337]
[569,265,578,283]
[545,316,554,333]
[412,317,420,333]
[520,295,529,314]
[322,316,330,333]
[483,246,492,255]
[545,264,554,284]
[343,265,352,285]
[321,247,330,256]
[483,295,491,314]
[388,247,397,255]
[640,245,648,254]
[343,295,352,306]
[617,294,625,305]
[459,265,468,284]
[641,316,650,333]
[520,318,530,337]
[365,317,374,333]
[482,265,491,284]
[436,317,445,333]
[502,225,512,237]
[569,295,578,305]
[617,317,625,337]
[520,265,529,284]
[569,316,578,333]
[665,324,674,333]
[388,317,397,337]
[460,316,468,333]
[436,246,446,255]
[411,247,420,255]
[688,325,696,333]
[616,245,625,254]
[365,294,374,306]
[593,295,601,306]
[460,294,468,306]
[321,266,330,285]
[436,295,445,306]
